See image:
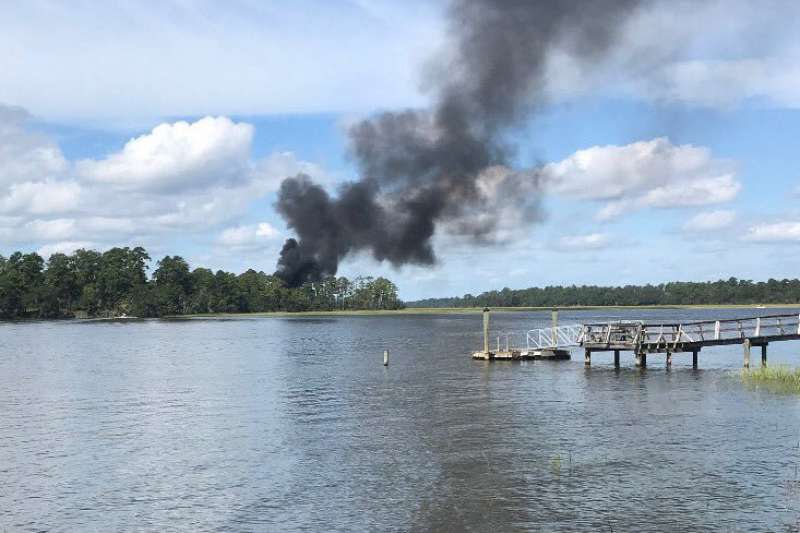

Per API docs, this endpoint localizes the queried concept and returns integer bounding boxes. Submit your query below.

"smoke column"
[276,0,640,287]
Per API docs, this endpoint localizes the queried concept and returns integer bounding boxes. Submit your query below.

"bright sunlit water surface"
[3,308,800,531]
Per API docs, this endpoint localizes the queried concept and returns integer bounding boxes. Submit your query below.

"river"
[3,307,800,531]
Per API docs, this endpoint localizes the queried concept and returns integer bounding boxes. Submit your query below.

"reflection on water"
[3,308,800,531]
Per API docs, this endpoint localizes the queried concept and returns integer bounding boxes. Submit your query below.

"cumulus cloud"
[682,209,736,231]
[556,233,610,251]
[0,180,81,215]
[0,108,322,257]
[76,117,254,192]
[543,137,740,220]
[743,222,800,243]
[216,222,280,251]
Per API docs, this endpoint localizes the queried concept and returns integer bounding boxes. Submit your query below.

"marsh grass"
[740,365,800,393]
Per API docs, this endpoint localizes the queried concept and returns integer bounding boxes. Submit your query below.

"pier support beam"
[743,339,751,369]
[635,352,647,368]
[692,350,698,369]
[666,351,672,368]
[761,344,768,368]
[584,349,591,366]
[613,350,620,368]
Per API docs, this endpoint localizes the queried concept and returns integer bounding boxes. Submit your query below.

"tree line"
[0,247,404,319]
[409,278,800,308]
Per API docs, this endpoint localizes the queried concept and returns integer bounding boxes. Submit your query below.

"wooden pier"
[581,314,800,368]
[473,310,800,368]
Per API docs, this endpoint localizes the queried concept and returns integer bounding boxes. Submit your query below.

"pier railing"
[581,313,800,349]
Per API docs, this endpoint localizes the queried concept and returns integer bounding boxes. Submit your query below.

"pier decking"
[581,313,800,368]
[473,310,800,368]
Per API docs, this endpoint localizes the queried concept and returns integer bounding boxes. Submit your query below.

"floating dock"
[472,348,571,361]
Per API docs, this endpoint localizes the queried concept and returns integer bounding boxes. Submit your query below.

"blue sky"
[1,0,800,300]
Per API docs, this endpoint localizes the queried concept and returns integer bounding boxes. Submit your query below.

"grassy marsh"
[740,365,800,394]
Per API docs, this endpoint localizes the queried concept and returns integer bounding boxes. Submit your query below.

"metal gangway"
[526,324,584,351]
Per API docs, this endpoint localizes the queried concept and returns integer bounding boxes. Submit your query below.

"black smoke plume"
[276,0,640,287]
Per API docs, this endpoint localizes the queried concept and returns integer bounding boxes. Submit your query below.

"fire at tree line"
[0,247,403,319]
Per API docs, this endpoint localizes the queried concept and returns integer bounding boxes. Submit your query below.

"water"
[3,308,800,531]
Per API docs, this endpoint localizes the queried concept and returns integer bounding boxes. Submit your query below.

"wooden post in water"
[383,349,389,366]
[635,351,647,367]
[666,351,672,368]
[483,307,490,355]
[584,349,591,366]
[743,339,751,369]
[761,344,768,368]
[552,309,559,346]
[692,350,699,369]
[613,350,620,368]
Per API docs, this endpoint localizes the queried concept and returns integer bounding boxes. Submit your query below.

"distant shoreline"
[169,303,800,319]
[4,304,799,323]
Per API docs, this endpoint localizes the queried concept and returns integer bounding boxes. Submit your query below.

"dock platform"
[472,348,571,361]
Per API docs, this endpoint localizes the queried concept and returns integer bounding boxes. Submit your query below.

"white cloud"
[38,241,96,258]
[23,219,77,241]
[1,0,799,123]
[629,59,800,109]
[743,222,800,243]
[216,222,280,250]
[543,137,740,220]
[682,209,736,231]
[556,233,609,251]
[0,180,81,215]
[0,105,67,186]
[77,117,253,191]
[0,1,442,121]
[0,109,323,253]
[640,175,739,207]
[542,0,800,110]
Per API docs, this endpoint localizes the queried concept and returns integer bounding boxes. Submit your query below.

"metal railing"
[580,313,800,348]
[526,324,584,350]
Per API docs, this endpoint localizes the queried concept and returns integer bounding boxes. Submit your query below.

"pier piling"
[614,350,620,368]
[692,350,698,369]
[383,349,389,366]
[552,309,559,345]
[743,339,751,369]
[666,351,672,368]
[584,349,591,366]
[483,308,490,355]
[761,344,768,367]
